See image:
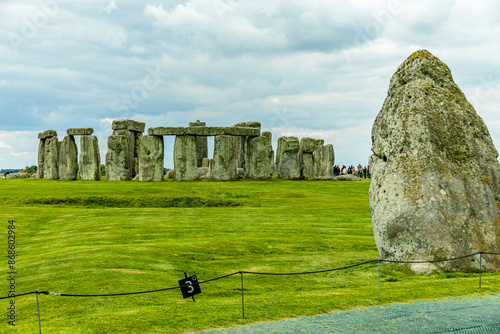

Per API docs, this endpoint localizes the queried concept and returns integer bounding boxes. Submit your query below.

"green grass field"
[0,178,498,333]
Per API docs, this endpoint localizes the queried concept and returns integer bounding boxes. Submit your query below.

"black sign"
[178,275,201,299]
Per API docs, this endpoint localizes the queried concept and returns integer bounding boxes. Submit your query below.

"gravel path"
[197,294,500,333]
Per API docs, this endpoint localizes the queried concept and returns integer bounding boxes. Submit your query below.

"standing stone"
[232,122,261,169]
[174,135,199,181]
[370,50,500,273]
[315,141,334,180]
[299,137,316,180]
[37,130,57,179]
[111,119,145,178]
[106,135,130,181]
[113,129,135,178]
[59,135,78,180]
[189,120,208,167]
[44,137,59,180]
[276,136,300,180]
[80,135,101,181]
[37,140,45,179]
[202,158,210,168]
[139,135,164,182]
[246,132,273,179]
[212,135,237,180]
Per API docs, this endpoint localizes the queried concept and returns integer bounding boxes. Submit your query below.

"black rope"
[242,259,378,275]
[1,252,498,299]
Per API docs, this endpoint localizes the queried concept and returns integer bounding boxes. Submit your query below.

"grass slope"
[0,178,498,333]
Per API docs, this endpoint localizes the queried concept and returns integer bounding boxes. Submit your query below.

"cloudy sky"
[1,0,499,170]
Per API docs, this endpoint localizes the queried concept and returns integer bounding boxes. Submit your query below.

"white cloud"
[100,0,117,14]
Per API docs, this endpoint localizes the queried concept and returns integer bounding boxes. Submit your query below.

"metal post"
[240,271,245,319]
[377,259,381,301]
[479,252,482,289]
[36,290,42,334]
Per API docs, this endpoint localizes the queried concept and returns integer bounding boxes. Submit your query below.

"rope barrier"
[1,252,499,300]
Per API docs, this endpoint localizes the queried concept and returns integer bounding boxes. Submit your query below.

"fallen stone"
[139,135,164,182]
[59,135,78,180]
[198,167,211,179]
[212,135,237,180]
[334,174,358,181]
[80,135,101,181]
[369,50,500,272]
[38,130,57,140]
[67,128,94,136]
[174,135,198,181]
[6,173,30,179]
[276,136,300,180]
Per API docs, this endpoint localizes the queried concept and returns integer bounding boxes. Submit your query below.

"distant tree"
[21,165,37,174]
[101,164,106,176]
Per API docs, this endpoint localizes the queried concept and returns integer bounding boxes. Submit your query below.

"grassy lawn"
[0,178,498,333]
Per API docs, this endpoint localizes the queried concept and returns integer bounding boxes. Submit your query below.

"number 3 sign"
[178,275,201,299]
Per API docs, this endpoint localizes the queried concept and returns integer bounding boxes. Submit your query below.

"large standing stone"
[139,135,164,182]
[369,50,500,273]
[212,135,237,180]
[173,135,198,181]
[44,137,59,180]
[276,136,300,180]
[37,139,45,179]
[246,132,273,179]
[59,135,78,180]
[80,135,101,181]
[106,135,130,181]
[189,120,208,167]
[315,141,334,180]
[232,122,261,169]
[299,137,316,180]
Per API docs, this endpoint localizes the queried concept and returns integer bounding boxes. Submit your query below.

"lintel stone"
[67,128,94,136]
[112,119,145,133]
[38,130,57,140]
[148,126,260,136]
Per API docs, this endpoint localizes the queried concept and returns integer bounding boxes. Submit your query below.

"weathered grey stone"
[299,137,316,180]
[59,135,78,180]
[113,129,135,177]
[370,50,500,273]
[315,142,334,180]
[112,119,145,132]
[335,174,358,181]
[44,137,59,179]
[202,158,210,168]
[6,173,30,179]
[174,135,198,181]
[166,169,175,179]
[38,130,57,140]
[276,136,300,180]
[133,132,142,177]
[80,135,101,181]
[232,121,261,129]
[106,135,131,181]
[189,120,208,167]
[237,168,245,179]
[212,135,237,180]
[37,140,45,179]
[198,167,211,179]
[139,135,164,182]
[148,126,260,137]
[67,128,93,136]
[246,133,273,179]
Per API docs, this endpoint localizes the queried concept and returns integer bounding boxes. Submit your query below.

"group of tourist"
[333,165,370,179]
